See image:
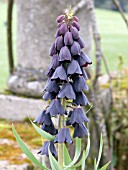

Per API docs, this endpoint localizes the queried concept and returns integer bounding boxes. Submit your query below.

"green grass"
[94,9,128,73]
[0,2,128,92]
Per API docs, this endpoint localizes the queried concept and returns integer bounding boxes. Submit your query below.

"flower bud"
[56,15,65,23]
[73,16,79,22]
[55,29,61,38]
[58,22,64,28]
[59,23,68,35]
[72,21,80,31]
[70,26,79,40]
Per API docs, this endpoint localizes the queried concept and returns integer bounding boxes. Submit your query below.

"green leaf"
[42,155,46,167]
[81,150,86,170]
[65,137,81,168]
[72,134,90,168]
[84,134,90,161]
[12,124,48,170]
[48,147,62,170]
[96,133,103,168]
[94,158,97,170]
[30,120,55,140]
[99,161,111,170]
[64,144,72,165]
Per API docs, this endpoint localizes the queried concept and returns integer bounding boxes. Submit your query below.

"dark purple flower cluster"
[34,13,92,156]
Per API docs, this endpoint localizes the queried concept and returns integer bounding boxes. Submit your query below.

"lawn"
[0,2,128,92]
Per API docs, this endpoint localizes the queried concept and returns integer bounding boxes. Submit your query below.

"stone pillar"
[8,0,92,97]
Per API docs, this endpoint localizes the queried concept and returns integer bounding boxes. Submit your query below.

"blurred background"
[0,0,128,169]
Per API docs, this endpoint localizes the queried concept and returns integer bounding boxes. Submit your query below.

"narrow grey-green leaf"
[64,144,72,165]
[84,134,90,160]
[42,155,46,167]
[96,133,103,168]
[48,147,62,170]
[65,137,81,168]
[81,150,86,170]
[30,120,55,140]
[94,158,97,170]
[72,134,90,168]
[99,161,111,170]
[12,124,48,170]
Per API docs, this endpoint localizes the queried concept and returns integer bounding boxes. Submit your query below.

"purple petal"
[45,66,54,77]
[59,23,68,35]
[33,110,52,125]
[51,65,68,81]
[72,21,80,31]
[73,75,88,92]
[56,15,65,23]
[73,16,79,22]
[67,60,82,75]
[50,54,60,70]
[64,31,73,45]
[49,43,56,56]
[71,41,81,55]
[69,107,88,124]
[43,91,56,101]
[54,128,72,143]
[58,22,63,28]
[70,26,79,40]
[55,29,61,38]
[59,46,71,62]
[46,99,65,116]
[58,83,76,100]
[39,141,49,156]
[41,123,58,135]
[73,123,89,138]
[77,37,85,49]
[73,91,89,106]
[55,36,64,51]
[81,67,88,80]
[45,79,60,93]
[49,141,57,156]
[81,52,92,65]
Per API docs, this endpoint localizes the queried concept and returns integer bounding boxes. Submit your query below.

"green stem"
[58,98,66,169]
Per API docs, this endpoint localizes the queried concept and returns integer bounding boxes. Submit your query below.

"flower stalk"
[58,98,66,168]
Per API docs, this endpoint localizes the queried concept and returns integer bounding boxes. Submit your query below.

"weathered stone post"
[8,0,92,97]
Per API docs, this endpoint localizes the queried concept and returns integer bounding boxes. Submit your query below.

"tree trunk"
[7,0,14,74]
